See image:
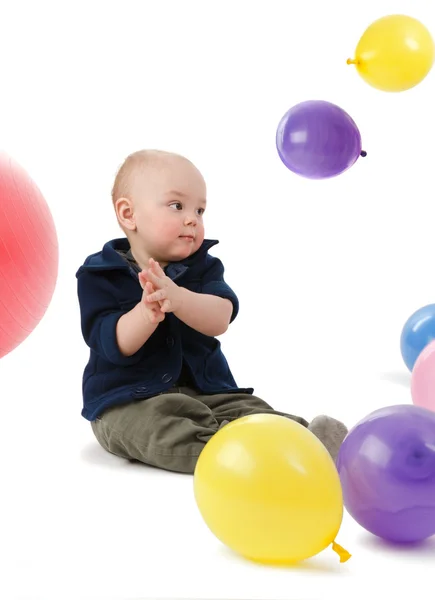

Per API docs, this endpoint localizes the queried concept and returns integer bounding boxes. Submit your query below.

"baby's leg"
[196,391,309,427]
[308,415,348,462]
[91,389,222,474]
[196,391,347,462]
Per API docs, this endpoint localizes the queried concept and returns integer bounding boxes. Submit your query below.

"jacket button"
[136,386,148,393]
[166,336,174,347]
[162,373,172,383]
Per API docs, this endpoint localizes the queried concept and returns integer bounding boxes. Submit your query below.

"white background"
[1,0,435,598]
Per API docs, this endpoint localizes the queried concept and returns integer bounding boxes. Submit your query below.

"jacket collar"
[79,237,219,277]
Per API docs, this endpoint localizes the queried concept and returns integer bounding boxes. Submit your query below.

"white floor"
[2,307,433,600]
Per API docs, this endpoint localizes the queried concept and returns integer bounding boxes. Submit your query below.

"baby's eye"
[169,202,183,210]
[197,208,205,216]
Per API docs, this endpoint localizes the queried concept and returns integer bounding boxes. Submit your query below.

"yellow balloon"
[194,414,349,565]
[348,14,435,92]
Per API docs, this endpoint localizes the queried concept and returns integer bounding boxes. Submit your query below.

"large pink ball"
[0,153,59,358]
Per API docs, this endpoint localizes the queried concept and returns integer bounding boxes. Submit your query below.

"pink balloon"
[411,340,435,412]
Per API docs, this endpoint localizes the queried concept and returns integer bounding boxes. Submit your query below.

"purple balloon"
[276,100,364,179]
[337,405,435,543]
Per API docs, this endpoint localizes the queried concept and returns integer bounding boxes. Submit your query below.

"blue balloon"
[400,304,435,371]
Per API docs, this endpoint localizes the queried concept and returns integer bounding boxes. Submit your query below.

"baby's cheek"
[194,228,205,248]
[160,222,179,239]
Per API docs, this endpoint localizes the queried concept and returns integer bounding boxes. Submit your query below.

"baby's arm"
[174,255,239,337]
[173,289,232,337]
[77,269,156,365]
[115,302,158,356]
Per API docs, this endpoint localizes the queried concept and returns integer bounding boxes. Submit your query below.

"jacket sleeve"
[76,269,145,366]
[200,256,239,323]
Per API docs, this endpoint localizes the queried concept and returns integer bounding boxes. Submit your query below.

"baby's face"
[132,157,206,263]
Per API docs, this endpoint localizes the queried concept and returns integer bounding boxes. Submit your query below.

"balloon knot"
[360,150,367,157]
[332,541,352,563]
[347,58,356,65]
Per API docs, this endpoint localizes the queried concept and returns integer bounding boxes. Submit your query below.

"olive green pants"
[91,386,308,474]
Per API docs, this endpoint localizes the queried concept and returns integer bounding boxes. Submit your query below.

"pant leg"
[187,388,309,428]
[91,388,222,474]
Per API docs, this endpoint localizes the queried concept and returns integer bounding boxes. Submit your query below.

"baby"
[76,149,348,473]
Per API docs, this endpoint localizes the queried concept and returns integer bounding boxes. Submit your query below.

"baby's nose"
[184,212,197,224]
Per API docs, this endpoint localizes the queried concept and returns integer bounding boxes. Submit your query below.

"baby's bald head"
[112,149,198,206]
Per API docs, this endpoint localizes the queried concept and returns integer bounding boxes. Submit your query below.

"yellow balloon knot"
[332,541,352,563]
[346,58,357,65]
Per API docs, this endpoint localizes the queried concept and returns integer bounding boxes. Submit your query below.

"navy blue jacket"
[76,237,253,421]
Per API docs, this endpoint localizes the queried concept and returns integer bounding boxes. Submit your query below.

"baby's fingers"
[146,289,166,303]
[138,271,147,289]
[161,299,171,313]
[150,258,166,278]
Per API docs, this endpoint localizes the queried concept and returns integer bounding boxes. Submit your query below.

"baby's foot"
[308,415,348,462]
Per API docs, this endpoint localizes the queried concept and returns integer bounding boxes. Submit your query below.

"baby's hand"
[138,272,165,325]
[141,258,183,314]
